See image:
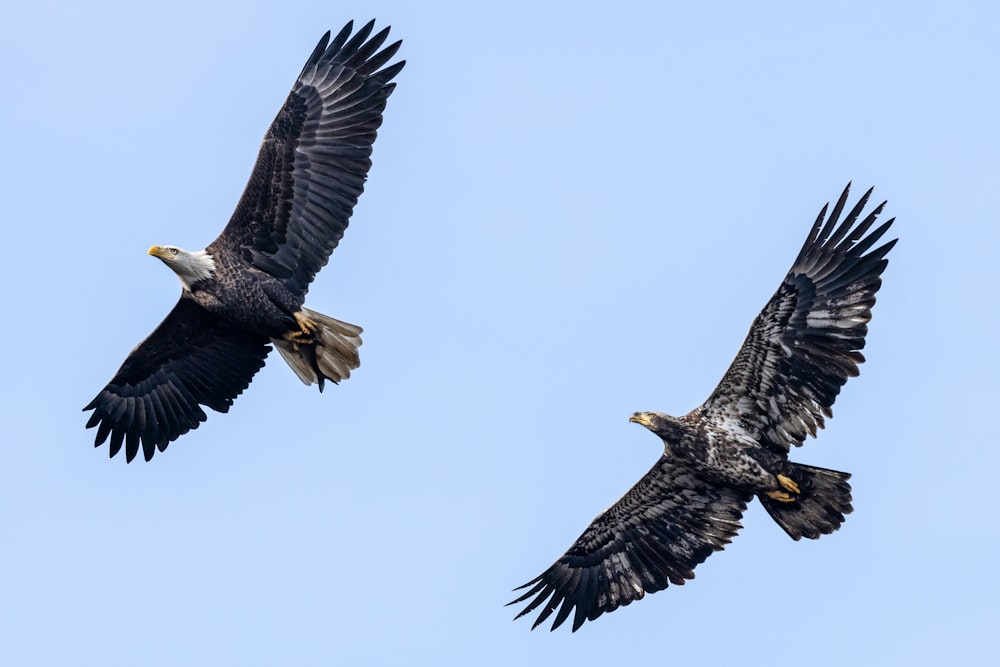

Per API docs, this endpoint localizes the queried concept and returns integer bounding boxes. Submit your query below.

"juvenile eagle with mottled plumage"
[510,184,896,632]
[83,21,404,462]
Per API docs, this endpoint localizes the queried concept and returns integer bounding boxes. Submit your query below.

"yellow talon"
[766,489,796,503]
[293,311,319,336]
[284,312,321,350]
[777,474,800,495]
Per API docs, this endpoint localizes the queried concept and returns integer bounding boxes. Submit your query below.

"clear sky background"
[2,1,997,664]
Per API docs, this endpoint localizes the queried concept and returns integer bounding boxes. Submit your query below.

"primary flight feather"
[84,20,405,462]
[510,184,896,631]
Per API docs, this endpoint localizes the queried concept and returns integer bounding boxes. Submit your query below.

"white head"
[148,245,216,290]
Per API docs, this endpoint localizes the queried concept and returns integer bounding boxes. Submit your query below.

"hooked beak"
[629,412,652,427]
[148,245,168,259]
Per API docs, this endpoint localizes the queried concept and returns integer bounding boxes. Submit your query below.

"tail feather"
[760,463,853,540]
[272,307,362,392]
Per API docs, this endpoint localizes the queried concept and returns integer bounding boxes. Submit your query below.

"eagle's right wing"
[84,298,271,462]
[509,456,750,632]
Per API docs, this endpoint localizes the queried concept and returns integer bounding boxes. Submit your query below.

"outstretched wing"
[509,457,750,632]
[697,184,896,453]
[210,20,405,297]
[83,298,271,462]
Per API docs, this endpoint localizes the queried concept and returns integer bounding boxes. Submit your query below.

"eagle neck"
[176,250,216,291]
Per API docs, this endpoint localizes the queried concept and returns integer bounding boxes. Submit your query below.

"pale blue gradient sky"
[1,1,997,664]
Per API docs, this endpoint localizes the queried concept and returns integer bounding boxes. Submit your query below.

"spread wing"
[83,298,271,463]
[509,457,750,632]
[209,20,405,297]
[696,184,896,453]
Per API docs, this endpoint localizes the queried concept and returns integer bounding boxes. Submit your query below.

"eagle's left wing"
[509,456,750,632]
[210,20,404,298]
[696,184,896,454]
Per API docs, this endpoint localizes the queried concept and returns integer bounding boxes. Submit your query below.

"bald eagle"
[83,21,404,462]
[510,184,896,632]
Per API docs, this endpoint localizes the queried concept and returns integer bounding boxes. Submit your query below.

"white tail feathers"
[272,307,363,391]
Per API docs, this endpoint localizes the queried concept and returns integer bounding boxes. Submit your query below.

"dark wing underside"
[509,457,750,632]
[697,184,896,453]
[209,20,405,298]
[83,298,271,462]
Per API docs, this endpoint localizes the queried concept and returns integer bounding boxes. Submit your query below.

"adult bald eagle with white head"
[510,184,896,632]
[83,20,404,462]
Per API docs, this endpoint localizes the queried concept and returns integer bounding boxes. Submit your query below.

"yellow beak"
[630,413,651,427]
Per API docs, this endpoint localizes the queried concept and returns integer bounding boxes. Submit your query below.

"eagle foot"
[766,474,800,503]
[776,474,800,495]
[766,489,796,503]
[284,314,320,352]
[293,311,319,336]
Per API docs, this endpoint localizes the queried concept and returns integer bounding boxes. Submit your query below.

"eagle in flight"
[83,21,404,462]
[510,184,896,631]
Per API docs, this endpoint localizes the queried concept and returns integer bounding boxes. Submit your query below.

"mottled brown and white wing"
[697,184,896,453]
[509,457,750,631]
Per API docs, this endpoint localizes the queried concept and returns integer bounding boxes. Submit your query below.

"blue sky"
[2,1,997,664]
